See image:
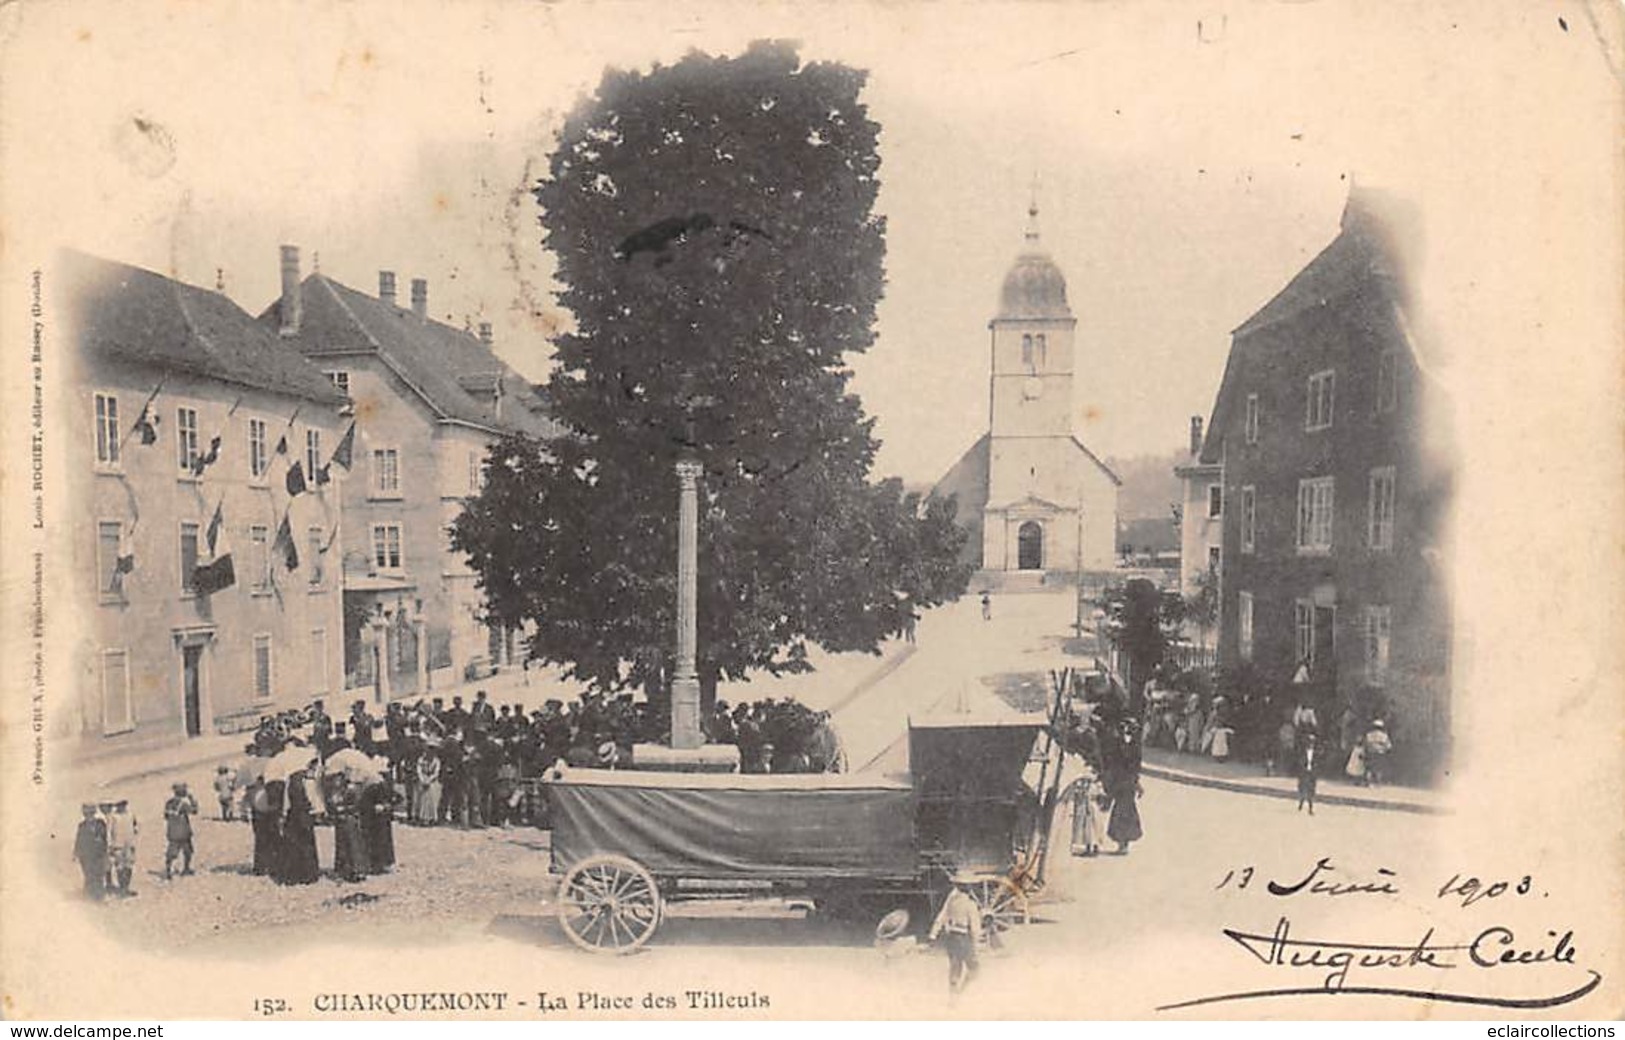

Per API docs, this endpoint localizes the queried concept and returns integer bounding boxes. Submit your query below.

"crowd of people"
[1138,663,1399,789]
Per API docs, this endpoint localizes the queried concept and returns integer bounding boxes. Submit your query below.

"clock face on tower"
[1022,376,1044,401]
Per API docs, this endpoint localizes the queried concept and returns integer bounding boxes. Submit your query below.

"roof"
[1072,435,1123,486]
[61,250,344,405]
[1200,189,1412,465]
[260,275,559,438]
[996,206,1073,321]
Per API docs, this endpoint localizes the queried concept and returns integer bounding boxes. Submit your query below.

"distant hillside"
[1108,450,1186,520]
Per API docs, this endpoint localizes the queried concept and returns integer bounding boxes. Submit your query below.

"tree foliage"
[452,41,971,702]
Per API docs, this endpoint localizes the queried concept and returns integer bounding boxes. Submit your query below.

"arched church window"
[1020,334,1033,367]
[1034,333,1047,368]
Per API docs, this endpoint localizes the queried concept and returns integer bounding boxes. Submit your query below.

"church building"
[933,204,1120,578]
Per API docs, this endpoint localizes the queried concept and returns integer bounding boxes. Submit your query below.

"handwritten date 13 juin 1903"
[1161,857,1603,1012]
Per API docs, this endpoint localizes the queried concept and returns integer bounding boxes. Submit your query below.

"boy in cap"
[72,804,109,900]
[927,873,984,993]
[162,781,199,879]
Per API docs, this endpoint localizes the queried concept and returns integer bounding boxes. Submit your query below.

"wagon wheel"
[556,854,662,955]
[972,876,1030,946]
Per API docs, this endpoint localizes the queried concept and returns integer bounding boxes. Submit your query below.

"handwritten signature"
[1158,916,1602,1012]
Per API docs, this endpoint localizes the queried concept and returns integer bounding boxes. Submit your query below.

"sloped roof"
[260,275,558,438]
[62,250,344,405]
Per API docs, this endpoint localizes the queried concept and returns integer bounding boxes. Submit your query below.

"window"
[311,628,329,695]
[1295,601,1315,665]
[1244,393,1260,445]
[1296,477,1335,553]
[307,526,326,587]
[249,525,270,592]
[177,407,199,474]
[1240,486,1257,554]
[1034,333,1047,367]
[1206,546,1221,573]
[1376,350,1399,413]
[252,634,273,701]
[248,418,268,479]
[1238,592,1254,662]
[101,648,133,734]
[1207,484,1223,519]
[94,392,120,467]
[372,448,401,496]
[324,370,351,398]
[467,451,483,494]
[1305,369,1335,431]
[372,523,403,571]
[97,521,125,602]
[1364,605,1392,686]
[179,522,200,597]
[306,429,322,480]
[1368,466,1396,551]
[1020,334,1034,368]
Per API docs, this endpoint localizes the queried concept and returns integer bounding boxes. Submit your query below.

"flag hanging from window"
[271,514,299,571]
[314,462,331,487]
[190,434,222,477]
[285,460,308,497]
[274,433,289,456]
[193,553,235,596]
[131,407,159,446]
[204,502,223,556]
[110,528,136,593]
[329,422,356,471]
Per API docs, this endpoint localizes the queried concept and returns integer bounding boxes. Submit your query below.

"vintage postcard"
[1,0,1621,1022]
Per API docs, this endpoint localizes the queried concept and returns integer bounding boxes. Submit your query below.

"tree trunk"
[699,663,721,719]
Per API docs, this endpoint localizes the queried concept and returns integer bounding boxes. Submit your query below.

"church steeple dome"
[997,200,1071,320]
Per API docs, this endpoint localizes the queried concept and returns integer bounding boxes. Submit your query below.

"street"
[60,590,1438,1017]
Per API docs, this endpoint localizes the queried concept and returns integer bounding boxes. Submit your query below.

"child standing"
[213,765,238,821]
[1296,732,1320,815]
[163,782,199,879]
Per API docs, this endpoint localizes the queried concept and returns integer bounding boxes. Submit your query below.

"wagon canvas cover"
[548,771,917,880]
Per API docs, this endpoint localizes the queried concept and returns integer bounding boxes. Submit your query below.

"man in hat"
[349,699,377,756]
[106,799,139,895]
[927,874,984,992]
[72,804,109,900]
[162,781,199,879]
[471,689,496,734]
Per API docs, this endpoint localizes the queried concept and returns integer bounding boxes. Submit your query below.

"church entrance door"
[1017,521,1044,570]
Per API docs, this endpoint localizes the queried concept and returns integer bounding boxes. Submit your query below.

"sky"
[2,0,1618,489]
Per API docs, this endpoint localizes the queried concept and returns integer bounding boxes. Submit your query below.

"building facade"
[1202,191,1454,782]
[65,251,348,749]
[1174,415,1224,597]
[261,251,557,699]
[934,204,1119,578]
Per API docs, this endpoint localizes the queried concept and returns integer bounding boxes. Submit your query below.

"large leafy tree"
[453,41,971,707]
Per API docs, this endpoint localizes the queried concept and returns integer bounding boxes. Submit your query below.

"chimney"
[1189,416,1204,456]
[478,321,493,347]
[410,278,428,321]
[379,271,397,307]
[279,245,302,337]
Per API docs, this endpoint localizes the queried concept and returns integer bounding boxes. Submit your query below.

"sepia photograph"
[1,0,1621,1023]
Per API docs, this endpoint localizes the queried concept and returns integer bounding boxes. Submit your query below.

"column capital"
[675,457,703,485]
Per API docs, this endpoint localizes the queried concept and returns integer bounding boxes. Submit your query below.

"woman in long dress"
[253,780,286,879]
[414,750,442,826]
[328,776,367,883]
[360,779,397,874]
[1104,723,1144,854]
[278,771,321,885]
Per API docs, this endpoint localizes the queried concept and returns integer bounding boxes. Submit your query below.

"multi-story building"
[1200,190,1454,782]
[260,249,557,698]
[65,251,348,749]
